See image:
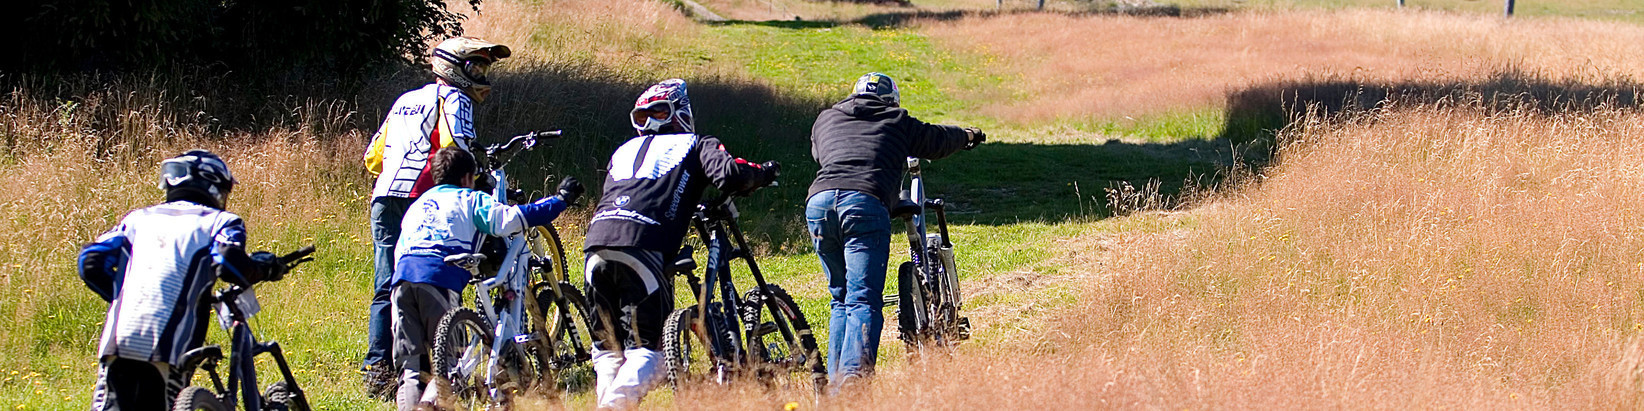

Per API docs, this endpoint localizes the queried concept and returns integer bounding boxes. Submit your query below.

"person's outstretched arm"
[697,136,777,193]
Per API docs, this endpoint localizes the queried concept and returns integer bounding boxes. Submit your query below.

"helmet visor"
[463,59,492,84]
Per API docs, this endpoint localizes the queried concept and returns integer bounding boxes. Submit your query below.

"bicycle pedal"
[512,333,537,345]
[956,317,972,341]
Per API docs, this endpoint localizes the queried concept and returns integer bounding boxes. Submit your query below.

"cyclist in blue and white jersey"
[79,150,287,410]
[389,147,581,410]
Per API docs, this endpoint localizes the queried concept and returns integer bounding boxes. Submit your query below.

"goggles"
[463,58,493,84]
[630,101,675,131]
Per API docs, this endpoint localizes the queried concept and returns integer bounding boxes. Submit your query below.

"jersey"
[368,83,476,199]
[585,134,772,254]
[394,184,567,291]
[81,201,253,365]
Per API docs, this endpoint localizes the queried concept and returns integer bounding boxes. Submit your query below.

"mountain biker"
[361,36,511,397]
[80,150,288,410]
[583,79,779,409]
[388,147,581,410]
[805,72,984,391]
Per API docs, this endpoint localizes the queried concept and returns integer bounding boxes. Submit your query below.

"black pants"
[584,247,673,351]
[90,357,178,410]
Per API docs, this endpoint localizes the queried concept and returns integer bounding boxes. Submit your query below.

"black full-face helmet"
[158,149,236,209]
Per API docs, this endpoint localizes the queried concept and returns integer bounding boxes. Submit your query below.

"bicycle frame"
[450,130,584,401]
[678,195,790,381]
[175,248,314,411]
[898,157,968,346]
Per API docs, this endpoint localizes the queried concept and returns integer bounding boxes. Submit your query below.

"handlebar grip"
[536,130,564,139]
[282,246,316,262]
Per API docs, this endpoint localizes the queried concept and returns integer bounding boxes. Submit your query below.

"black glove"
[759,161,781,187]
[250,251,287,282]
[964,128,986,150]
[556,176,584,205]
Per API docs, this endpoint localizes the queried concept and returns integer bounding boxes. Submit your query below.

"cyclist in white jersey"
[360,36,511,396]
[80,150,287,410]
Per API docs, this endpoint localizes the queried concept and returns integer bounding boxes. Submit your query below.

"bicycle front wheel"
[743,284,826,391]
[172,386,229,411]
[433,307,499,410]
[534,281,595,393]
[527,225,570,285]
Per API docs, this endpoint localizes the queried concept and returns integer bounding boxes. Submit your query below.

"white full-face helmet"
[629,79,695,135]
[852,72,900,106]
[431,36,512,102]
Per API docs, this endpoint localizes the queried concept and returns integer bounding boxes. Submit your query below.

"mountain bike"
[661,181,827,393]
[171,246,317,411]
[432,130,594,409]
[889,156,970,350]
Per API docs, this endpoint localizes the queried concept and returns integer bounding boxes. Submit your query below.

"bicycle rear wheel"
[433,307,499,410]
[743,284,826,392]
[662,306,720,389]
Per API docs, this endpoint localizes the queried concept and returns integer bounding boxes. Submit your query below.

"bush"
[4,0,481,78]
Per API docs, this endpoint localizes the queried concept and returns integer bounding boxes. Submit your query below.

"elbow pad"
[78,238,130,302]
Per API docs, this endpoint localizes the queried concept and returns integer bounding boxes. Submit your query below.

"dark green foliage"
[5,0,481,77]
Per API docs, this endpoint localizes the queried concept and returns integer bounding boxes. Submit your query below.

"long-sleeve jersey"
[394,184,567,292]
[368,83,476,199]
[807,95,970,207]
[585,134,774,254]
[77,201,258,365]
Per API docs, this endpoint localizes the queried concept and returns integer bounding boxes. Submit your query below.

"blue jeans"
[805,189,891,384]
[368,196,413,369]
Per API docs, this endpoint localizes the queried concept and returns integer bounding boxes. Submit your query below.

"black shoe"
[362,365,396,401]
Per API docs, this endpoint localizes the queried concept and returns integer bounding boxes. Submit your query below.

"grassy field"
[5,0,1644,408]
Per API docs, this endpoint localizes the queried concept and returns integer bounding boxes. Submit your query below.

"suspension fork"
[230,322,262,411]
[705,227,745,365]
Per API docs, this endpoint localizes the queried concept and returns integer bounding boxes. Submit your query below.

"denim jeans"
[805,189,891,384]
[368,196,413,369]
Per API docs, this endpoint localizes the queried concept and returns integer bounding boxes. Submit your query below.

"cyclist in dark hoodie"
[806,72,984,390]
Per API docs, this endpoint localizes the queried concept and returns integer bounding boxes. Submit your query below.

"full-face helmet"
[159,149,236,209]
[852,72,900,106]
[630,79,695,135]
[431,37,512,102]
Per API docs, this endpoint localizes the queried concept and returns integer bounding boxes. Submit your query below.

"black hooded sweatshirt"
[807,95,970,206]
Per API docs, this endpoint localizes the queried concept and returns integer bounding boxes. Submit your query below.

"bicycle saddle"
[444,253,488,271]
[890,199,921,220]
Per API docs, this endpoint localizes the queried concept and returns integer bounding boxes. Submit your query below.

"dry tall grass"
[0,0,808,406]
[1064,106,1644,407]
[920,9,1644,123]
[662,104,1644,409]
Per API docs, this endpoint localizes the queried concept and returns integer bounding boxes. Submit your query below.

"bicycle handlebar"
[279,246,316,271]
[483,130,562,171]
[486,130,562,157]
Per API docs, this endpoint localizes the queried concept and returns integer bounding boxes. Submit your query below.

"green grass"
[700,21,1018,126]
